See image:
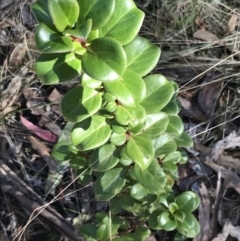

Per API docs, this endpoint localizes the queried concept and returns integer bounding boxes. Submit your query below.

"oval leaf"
[81,73,102,88]
[35,23,73,53]
[110,132,127,146]
[161,99,180,115]
[71,116,111,151]
[48,0,79,32]
[31,0,53,25]
[35,53,81,84]
[90,144,120,172]
[166,115,184,136]
[79,223,97,240]
[134,159,166,192]
[82,37,127,81]
[77,0,115,29]
[130,183,146,200]
[176,213,200,238]
[153,133,177,156]
[104,69,146,107]
[174,131,193,147]
[124,36,160,76]
[158,211,177,231]
[94,167,127,201]
[141,75,174,114]
[143,112,169,137]
[61,86,102,122]
[175,191,200,213]
[126,134,154,171]
[63,18,92,39]
[148,209,163,230]
[101,0,144,45]
[115,104,146,126]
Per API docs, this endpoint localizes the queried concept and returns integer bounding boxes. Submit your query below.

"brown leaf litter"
[193,131,240,240]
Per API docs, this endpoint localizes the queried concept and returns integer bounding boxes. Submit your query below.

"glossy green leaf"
[135,226,151,240]
[81,73,102,88]
[79,223,97,241]
[158,211,177,231]
[61,86,102,122]
[120,194,135,212]
[174,131,193,147]
[103,92,116,102]
[71,116,111,151]
[31,0,53,25]
[143,112,169,137]
[104,69,146,107]
[35,53,81,84]
[161,100,180,115]
[110,123,127,134]
[72,43,86,55]
[134,159,166,192]
[115,104,146,126]
[48,0,79,32]
[148,209,163,230]
[141,75,174,114]
[112,234,136,241]
[96,224,111,241]
[35,23,73,53]
[58,122,74,143]
[77,0,115,29]
[126,134,154,171]
[163,151,182,163]
[110,132,127,146]
[128,122,144,134]
[163,162,178,174]
[166,115,184,136]
[82,37,127,81]
[174,210,185,222]
[153,133,177,156]
[99,213,121,232]
[156,196,167,210]
[105,102,117,113]
[175,191,200,213]
[124,36,160,76]
[100,1,144,45]
[120,157,133,166]
[176,213,200,238]
[110,196,122,214]
[169,203,178,214]
[87,29,99,42]
[130,183,146,200]
[90,144,119,172]
[51,141,71,162]
[63,19,92,39]
[94,167,127,201]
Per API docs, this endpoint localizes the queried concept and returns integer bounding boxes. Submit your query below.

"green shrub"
[31,0,200,240]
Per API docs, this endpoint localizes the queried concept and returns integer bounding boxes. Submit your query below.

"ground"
[1,0,240,240]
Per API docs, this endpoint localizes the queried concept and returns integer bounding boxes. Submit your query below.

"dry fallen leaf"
[226,13,238,34]
[9,42,26,67]
[1,66,28,115]
[198,83,222,117]
[193,29,219,41]
[195,16,206,30]
[194,132,240,173]
[212,222,240,241]
[193,183,211,241]
[178,96,207,122]
[21,116,58,143]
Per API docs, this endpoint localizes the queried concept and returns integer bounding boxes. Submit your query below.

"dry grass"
[1,0,240,240]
